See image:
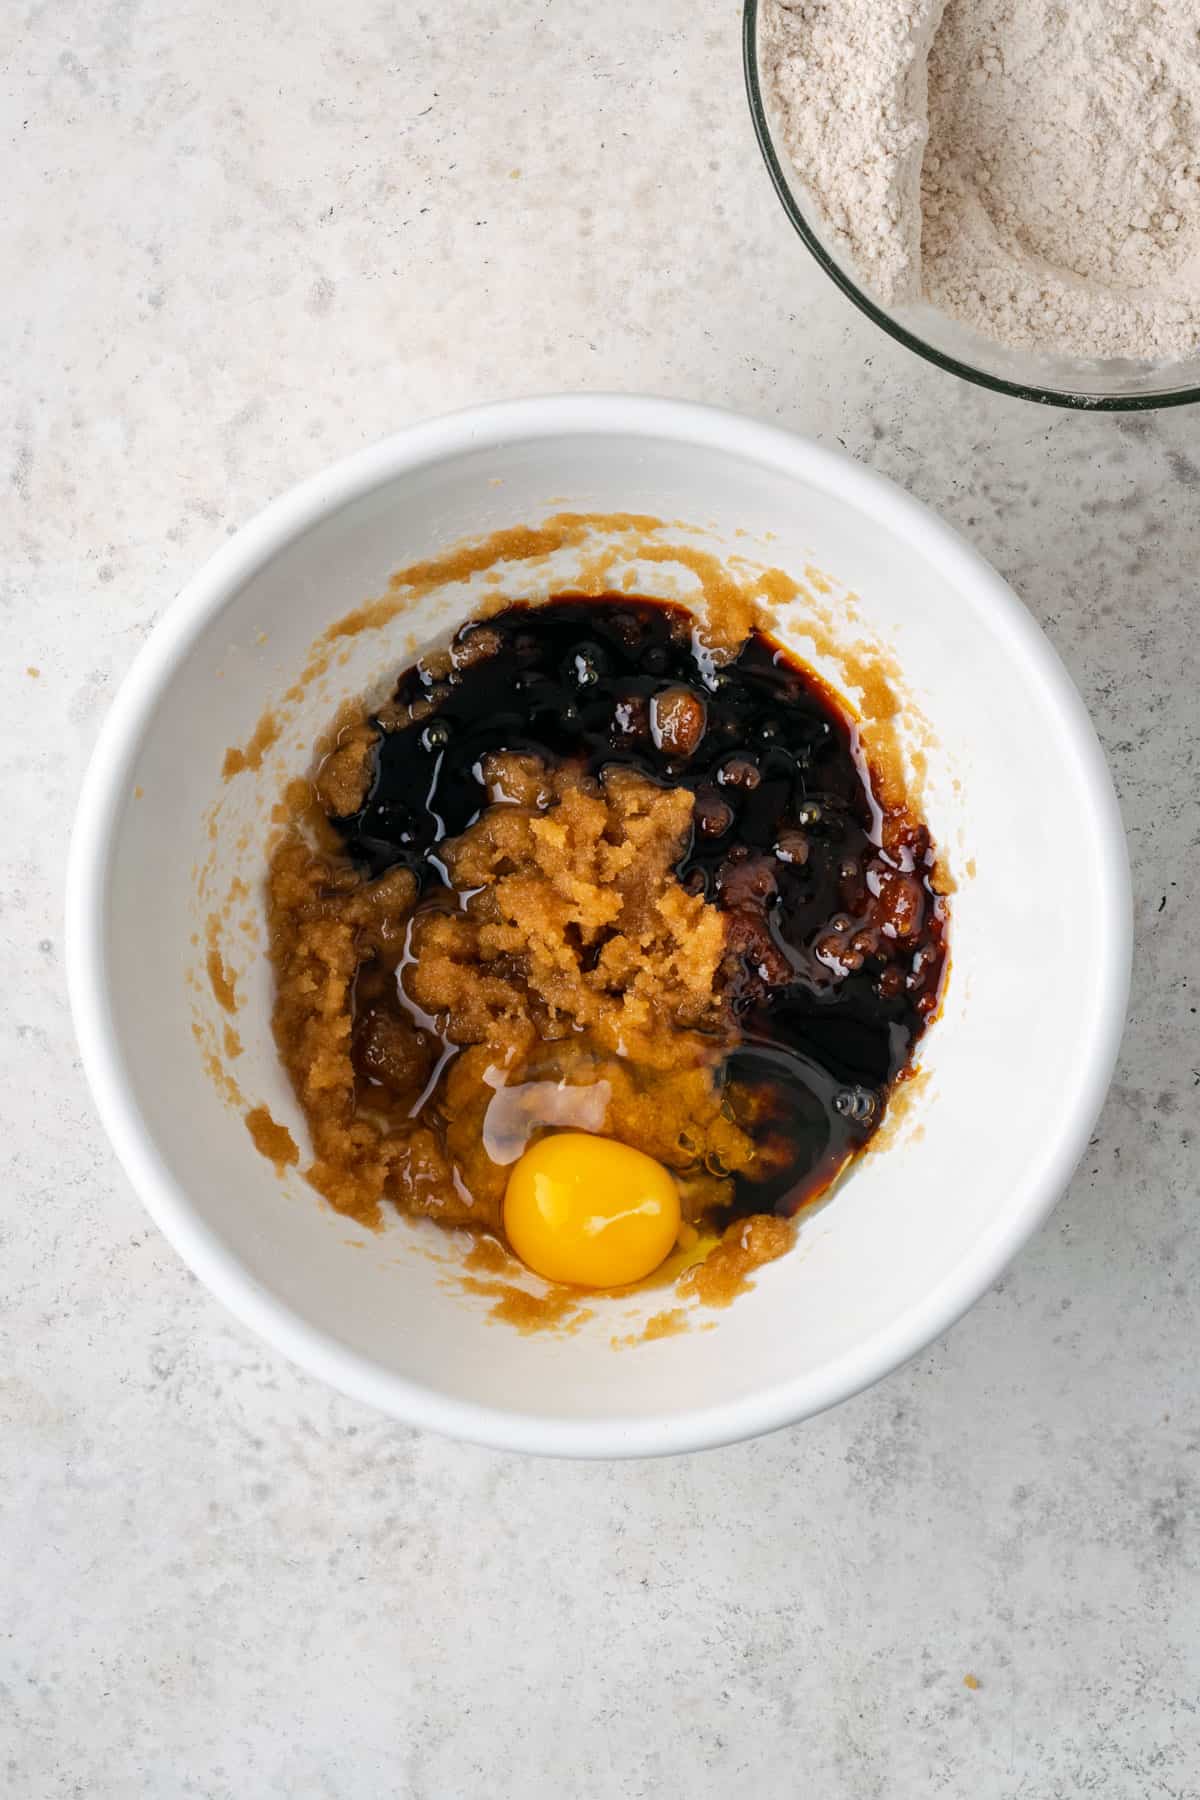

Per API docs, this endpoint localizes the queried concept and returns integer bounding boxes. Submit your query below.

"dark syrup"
[331,598,948,1220]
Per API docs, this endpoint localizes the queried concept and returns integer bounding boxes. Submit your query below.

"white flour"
[762,0,1200,361]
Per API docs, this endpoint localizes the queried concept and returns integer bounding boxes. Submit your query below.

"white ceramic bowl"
[67,396,1130,1457]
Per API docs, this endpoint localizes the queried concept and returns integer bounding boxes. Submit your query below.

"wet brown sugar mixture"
[267,596,948,1297]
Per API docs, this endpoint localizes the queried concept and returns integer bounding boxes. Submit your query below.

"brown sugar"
[312,717,377,816]
[222,710,280,779]
[244,1105,299,1172]
[205,912,239,1015]
[678,1213,795,1307]
[642,1307,689,1340]
[456,1275,593,1335]
[406,756,729,1063]
[266,752,753,1234]
[266,836,421,1226]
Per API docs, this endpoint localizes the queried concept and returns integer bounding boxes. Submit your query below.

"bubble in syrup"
[833,1086,878,1124]
[568,644,608,687]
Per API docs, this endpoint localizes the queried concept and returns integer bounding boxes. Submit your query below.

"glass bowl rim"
[742,0,1200,413]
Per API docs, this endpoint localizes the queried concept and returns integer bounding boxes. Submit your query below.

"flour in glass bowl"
[761,0,1200,362]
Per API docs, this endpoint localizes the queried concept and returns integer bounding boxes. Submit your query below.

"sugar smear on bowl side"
[194,510,951,1344]
[761,0,1200,361]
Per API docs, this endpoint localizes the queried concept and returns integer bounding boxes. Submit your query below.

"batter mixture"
[266,596,948,1301]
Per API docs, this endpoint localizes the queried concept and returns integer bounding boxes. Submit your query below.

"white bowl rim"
[65,393,1132,1458]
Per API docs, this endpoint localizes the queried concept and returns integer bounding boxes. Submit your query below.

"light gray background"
[4,3,1198,1795]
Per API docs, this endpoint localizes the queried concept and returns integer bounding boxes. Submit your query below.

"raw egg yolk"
[503,1132,682,1289]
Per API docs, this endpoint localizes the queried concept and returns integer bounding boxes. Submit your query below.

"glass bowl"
[743,0,1200,411]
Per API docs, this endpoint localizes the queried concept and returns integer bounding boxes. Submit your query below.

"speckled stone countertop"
[3,3,1198,1795]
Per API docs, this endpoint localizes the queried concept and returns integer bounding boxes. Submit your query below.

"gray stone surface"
[3,3,1198,1795]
